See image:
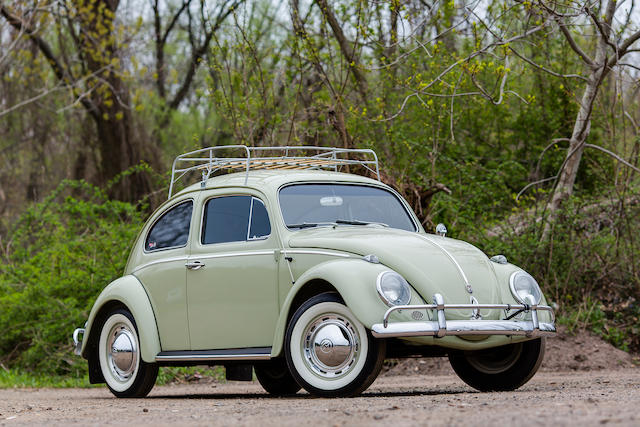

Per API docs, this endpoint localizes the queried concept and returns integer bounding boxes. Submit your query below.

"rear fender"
[81,275,161,363]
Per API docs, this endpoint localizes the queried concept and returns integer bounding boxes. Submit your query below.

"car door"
[132,198,194,351]
[186,192,279,350]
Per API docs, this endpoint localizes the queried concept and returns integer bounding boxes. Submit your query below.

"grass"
[0,366,227,389]
[0,370,95,389]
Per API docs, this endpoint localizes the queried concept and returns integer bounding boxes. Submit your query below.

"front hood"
[289,227,503,318]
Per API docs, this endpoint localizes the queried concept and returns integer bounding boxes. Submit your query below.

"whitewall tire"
[285,293,385,397]
[97,308,158,397]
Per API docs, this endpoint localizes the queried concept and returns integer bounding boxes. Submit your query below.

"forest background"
[0,0,639,383]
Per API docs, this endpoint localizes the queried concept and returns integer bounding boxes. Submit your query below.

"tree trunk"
[546,70,602,213]
[79,0,155,202]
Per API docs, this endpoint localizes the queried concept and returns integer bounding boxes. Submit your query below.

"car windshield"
[279,184,416,231]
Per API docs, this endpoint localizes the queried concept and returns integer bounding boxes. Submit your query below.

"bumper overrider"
[73,327,86,356]
[371,293,556,338]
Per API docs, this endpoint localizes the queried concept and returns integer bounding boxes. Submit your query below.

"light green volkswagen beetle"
[73,146,555,398]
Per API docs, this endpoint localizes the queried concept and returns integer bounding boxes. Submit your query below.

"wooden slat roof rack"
[168,145,380,199]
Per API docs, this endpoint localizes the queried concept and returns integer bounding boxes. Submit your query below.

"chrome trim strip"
[283,250,351,258]
[193,250,275,261]
[133,250,277,273]
[372,321,557,338]
[132,256,189,273]
[155,353,271,362]
[416,234,471,291]
[246,197,255,241]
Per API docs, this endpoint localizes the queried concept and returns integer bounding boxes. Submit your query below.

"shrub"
[472,194,640,351]
[0,181,145,375]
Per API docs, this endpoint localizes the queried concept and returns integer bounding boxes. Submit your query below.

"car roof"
[172,169,387,199]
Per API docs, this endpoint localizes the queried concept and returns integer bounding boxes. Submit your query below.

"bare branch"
[624,110,639,130]
[0,4,98,120]
[315,0,368,103]
[618,62,640,72]
[508,45,588,80]
[167,0,244,111]
[616,28,640,57]
[374,23,548,121]
[557,19,596,66]
[585,143,640,173]
[516,176,558,201]
[536,138,571,175]
[585,5,619,56]
[0,83,66,118]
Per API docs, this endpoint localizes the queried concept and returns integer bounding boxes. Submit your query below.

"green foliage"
[473,194,640,352]
[0,370,95,389]
[0,181,145,375]
[0,366,227,389]
[1,0,639,385]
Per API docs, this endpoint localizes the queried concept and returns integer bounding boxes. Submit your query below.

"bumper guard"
[371,293,556,338]
[73,328,85,356]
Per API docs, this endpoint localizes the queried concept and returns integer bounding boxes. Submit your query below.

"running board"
[155,347,272,362]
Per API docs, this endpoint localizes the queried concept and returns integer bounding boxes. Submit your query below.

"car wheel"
[254,359,302,396]
[98,308,158,398]
[448,337,545,391]
[284,293,386,397]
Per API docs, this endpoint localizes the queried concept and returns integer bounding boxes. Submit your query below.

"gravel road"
[1,370,638,426]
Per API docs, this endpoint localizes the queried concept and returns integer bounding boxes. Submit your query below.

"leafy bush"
[0,181,145,375]
[1,180,638,383]
[472,194,640,352]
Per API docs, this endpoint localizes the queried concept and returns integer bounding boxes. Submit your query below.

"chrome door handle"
[185,261,205,270]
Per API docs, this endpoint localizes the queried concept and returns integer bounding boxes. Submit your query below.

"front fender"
[271,259,426,356]
[81,275,161,363]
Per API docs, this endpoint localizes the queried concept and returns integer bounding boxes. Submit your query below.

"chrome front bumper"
[371,293,556,338]
[73,328,85,355]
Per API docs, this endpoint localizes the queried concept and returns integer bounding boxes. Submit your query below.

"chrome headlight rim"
[509,271,542,305]
[376,271,412,307]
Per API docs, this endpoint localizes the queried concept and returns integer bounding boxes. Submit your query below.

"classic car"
[73,145,556,398]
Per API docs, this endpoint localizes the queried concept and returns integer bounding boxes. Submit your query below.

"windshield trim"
[277,182,419,233]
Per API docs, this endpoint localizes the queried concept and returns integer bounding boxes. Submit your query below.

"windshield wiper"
[335,219,388,227]
[288,222,337,229]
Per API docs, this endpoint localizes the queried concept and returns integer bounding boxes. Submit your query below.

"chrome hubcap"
[107,324,137,381]
[303,315,359,378]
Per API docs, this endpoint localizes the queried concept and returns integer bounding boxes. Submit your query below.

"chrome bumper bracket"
[372,293,556,339]
[73,328,85,356]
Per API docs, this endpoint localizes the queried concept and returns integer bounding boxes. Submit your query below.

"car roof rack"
[168,145,381,199]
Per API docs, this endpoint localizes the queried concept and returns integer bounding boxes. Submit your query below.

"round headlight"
[509,271,542,305]
[376,271,411,307]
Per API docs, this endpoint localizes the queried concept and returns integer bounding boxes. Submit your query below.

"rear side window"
[202,196,271,245]
[146,200,193,251]
[249,198,271,240]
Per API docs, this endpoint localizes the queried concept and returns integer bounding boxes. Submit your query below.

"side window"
[202,195,271,244]
[202,196,251,244]
[249,198,271,240]
[146,200,193,251]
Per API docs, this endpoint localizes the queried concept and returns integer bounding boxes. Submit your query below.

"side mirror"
[435,223,447,237]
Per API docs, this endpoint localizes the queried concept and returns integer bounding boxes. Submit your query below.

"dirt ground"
[1,330,638,426]
[386,325,637,376]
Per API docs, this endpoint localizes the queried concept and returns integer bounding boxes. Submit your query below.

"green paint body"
[81,170,552,360]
